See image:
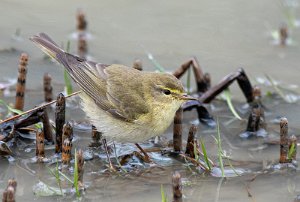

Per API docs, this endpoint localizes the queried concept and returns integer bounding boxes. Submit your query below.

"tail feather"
[30,33,65,61]
[30,32,113,113]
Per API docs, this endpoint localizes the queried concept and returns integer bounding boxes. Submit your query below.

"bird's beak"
[179,94,197,101]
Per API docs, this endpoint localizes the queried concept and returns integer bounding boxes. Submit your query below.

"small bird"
[30,33,195,143]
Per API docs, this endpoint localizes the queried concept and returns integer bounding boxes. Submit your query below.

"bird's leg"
[102,139,116,172]
[134,143,151,163]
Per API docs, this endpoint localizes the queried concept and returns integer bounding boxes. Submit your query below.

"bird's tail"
[30,33,65,62]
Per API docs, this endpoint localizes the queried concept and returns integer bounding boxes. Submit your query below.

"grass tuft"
[161,184,168,202]
[223,88,242,120]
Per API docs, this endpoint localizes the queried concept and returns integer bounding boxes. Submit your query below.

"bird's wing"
[105,65,149,121]
[31,33,149,122]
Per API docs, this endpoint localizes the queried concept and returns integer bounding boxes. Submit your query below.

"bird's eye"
[163,89,171,95]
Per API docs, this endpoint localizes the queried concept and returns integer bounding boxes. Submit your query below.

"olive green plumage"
[31,33,195,143]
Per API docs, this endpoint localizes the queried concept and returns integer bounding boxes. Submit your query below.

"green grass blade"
[74,149,80,197]
[160,184,167,202]
[223,88,242,120]
[265,74,291,103]
[226,158,241,177]
[200,139,211,171]
[288,142,296,160]
[64,40,73,95]
[0,99,22,115]
[55,161,63,195]
[193,140,199,161]
[146,53,166,72]
[216,118,225,177]
[0,99,42,129]
[47,161,62,195]
[64,70,73,95]
[58,171,73,184]
[113,143,127,173]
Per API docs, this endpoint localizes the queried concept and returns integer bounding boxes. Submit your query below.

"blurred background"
[0,0,299,98]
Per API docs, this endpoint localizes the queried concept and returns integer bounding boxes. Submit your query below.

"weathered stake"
[252,85,262,100]
[15,53,28,111]
[185,125,198,158]
[43,73,53,102]
[132,59,143,71]
[62,122,73,143]
[246,107,261,132]
[76,149,85,186]
[199,68,253,104]
[172,57,209,93]
[36,129,45,161]
[55,93,65,153]
[89,125,102,147]
[62,138,72,165]
[2,179,17,202]
[279,117,289,163]
[62,122,73,164]
[172,171,182,202]
[173,107,183,152]
[78,34,87,59]
[41,108,53,142]
[77,9,87,32]
[279,24,288,46]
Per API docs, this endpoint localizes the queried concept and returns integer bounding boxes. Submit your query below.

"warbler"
[31,33,195,143]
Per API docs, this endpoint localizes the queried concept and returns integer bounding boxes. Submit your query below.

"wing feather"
[31,33,149,122]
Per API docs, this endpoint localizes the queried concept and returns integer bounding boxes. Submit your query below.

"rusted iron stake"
[172,171,183,202]
[279,117,289,163]
[55,93,65,153]
[15,53,28,111]
[173,107,183,152]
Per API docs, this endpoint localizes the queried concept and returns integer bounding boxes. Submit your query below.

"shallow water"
[1,0,300,201]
